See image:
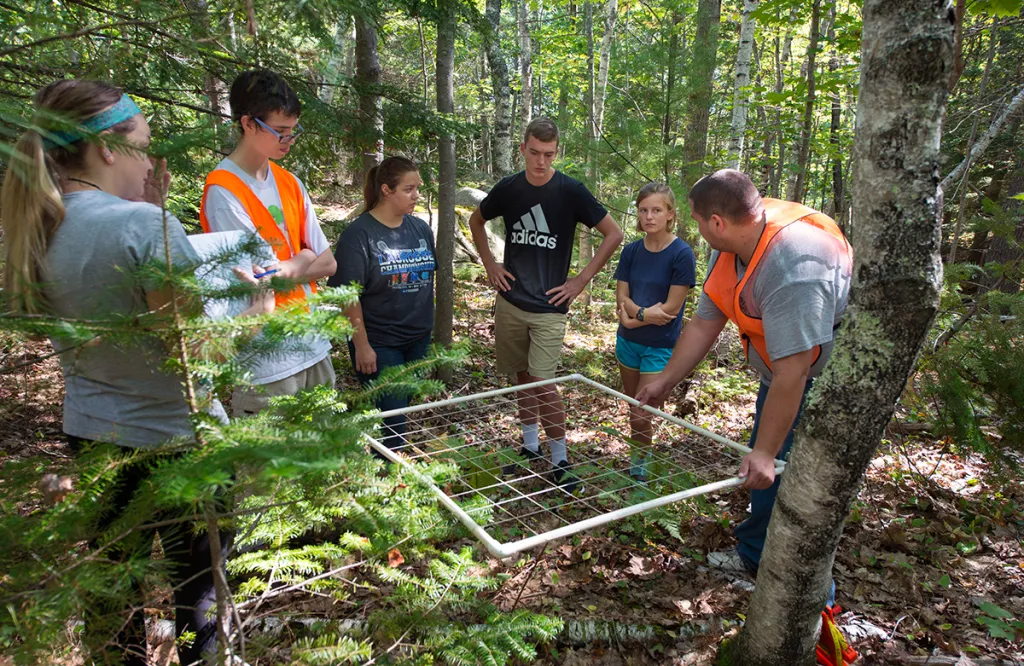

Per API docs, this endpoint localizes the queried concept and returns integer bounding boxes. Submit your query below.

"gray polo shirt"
[696,221,852,384]
[44,191,201,447]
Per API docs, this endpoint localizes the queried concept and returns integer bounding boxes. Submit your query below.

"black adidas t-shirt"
[479,170,607,314]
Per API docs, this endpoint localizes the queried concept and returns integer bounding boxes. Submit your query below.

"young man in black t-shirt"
[469,117,623,492]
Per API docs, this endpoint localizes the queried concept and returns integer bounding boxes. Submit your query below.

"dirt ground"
[2,274,1022,665]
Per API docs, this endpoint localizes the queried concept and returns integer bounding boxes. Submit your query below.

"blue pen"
[253,268,279,279]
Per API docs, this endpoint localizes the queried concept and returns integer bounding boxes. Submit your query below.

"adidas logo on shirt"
[510,204,558,249]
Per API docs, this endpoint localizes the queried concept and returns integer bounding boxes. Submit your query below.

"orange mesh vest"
[199,161,316,309]
[703,198,852,373]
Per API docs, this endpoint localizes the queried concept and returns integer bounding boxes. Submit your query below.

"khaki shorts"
[232,355,336,416]
[494,296,567,379]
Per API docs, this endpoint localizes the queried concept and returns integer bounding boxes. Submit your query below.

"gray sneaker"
[706,550,757,574]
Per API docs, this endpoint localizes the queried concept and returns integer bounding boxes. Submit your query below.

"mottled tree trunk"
[434,0,457,350]
[790,0,820,203]
[485,0,514,175]
[517,0,533,135]
[726,0,758,169]
[726,2,954,665]
[680,0,721,232]
[355,13,384,185]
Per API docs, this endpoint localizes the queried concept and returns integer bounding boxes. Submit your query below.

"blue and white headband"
[42,93,142,151]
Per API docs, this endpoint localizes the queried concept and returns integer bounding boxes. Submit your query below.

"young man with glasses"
[200,69,338,415]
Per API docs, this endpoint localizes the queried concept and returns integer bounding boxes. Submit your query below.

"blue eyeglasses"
[254,117,305,144]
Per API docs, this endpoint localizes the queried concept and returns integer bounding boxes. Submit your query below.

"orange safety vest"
[703,198,852,373]
[199,161,317,309]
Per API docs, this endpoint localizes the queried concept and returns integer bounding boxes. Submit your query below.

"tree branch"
[941,85,1024,193]
[0,12,200,58]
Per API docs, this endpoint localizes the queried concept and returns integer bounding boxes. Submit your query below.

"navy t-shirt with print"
[614,237,696,348]
[329,212,436,347]
[480,170,607,314]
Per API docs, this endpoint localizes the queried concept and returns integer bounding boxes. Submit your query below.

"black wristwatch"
[636,307,645,322]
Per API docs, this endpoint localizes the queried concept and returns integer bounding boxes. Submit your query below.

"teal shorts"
[615,335,674,374]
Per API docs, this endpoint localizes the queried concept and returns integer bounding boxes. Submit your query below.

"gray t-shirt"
[44,191,202,447]
[696,221,852,384]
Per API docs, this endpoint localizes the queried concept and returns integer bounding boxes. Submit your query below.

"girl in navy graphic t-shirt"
[329,156,436,451]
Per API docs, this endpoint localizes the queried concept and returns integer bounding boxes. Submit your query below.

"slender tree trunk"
[949,0,967,92]
[517,0,533,135]
[773,8,797,198]
[662,12,681,179]
[354,13,383,185]
[726,0,758,169]
[485,0,514,175]
[579,1,596,308]
[827,0,844,228]
[948,21,998,264]
[790,0,820,203]
[418,16,431,107]
[434,0,457,351]
[322,16,352,105]
[594,0,618,132]
[725,3,954,665]
[680,0,722,224]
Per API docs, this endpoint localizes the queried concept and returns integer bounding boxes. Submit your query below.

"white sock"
[549,437,567,465]
[522,422,540,452]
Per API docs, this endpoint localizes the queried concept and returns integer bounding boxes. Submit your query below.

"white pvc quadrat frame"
[362,374,786,559]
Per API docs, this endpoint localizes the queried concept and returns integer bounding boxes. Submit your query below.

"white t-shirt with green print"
[203,157,331,384]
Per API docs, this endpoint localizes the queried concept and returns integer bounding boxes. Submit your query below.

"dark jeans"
[347,333,432,450]
[733,381,836,606]
[69,436,232,666]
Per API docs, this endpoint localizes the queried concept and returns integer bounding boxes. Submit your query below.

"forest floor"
[2,212,1023,664]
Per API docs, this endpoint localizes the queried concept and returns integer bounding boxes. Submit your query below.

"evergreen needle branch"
[0,12,201,58]
[235,516,449,610]
[365,557,468,665]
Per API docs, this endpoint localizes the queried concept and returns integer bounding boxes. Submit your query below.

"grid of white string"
[363,374,772,558]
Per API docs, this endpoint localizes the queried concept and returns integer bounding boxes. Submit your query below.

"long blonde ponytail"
[0,80,134,315]
[1,130,65,314]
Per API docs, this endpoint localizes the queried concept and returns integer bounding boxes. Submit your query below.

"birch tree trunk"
[790,0,820,203]
[726,0,758,169]
[485,0,514,175]
[517,0,533,135]
[594,0,618,132]
[725,2,954,664]
[662,11,681,179]
[321,16,353,105]
[579,1,596,308]
[354,13,384,185]
[680,0,722,222]
[434,0,457,351]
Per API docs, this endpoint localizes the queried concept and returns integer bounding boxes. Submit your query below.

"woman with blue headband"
[0,80,248,665]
